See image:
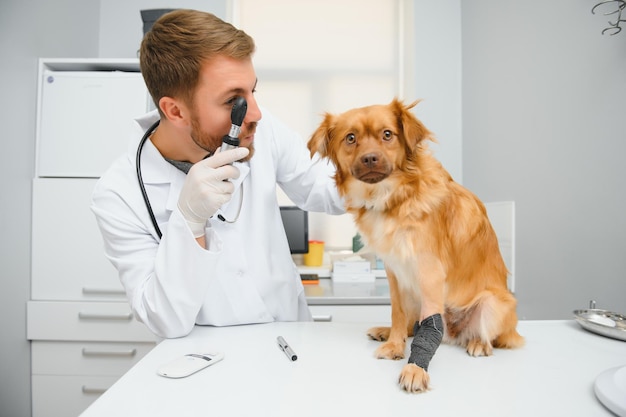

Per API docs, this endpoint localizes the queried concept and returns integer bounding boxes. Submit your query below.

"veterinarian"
[91,9,344,339]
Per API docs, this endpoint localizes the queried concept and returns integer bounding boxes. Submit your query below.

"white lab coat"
[92,109,344,338]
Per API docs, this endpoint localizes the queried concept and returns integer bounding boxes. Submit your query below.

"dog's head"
[308,98,433,194]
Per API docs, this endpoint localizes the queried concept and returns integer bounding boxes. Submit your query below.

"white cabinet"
[32,375,120,417]
[27,301,155,417]
[29,58,154,417]
[31,341,155,375]
[309,305,391,323]
[304,277,391,323]
[27,301,155,342]
[31,178,125,300]
[31,341,154,417]
[36,64,150,178]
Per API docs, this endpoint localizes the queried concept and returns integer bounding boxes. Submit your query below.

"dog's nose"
[361,153,381,168]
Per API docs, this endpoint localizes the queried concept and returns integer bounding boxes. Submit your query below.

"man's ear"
[307,113,335,159]
[159,96,190,127]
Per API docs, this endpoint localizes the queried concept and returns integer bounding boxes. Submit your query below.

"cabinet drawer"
[27,301,155,342]
[309,305,391,323]
[32,178,126,302]
[32,375,118,417]
[32,341,154,376]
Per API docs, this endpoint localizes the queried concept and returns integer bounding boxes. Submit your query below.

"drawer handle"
[312,314,333,322]
[78,312,133,321]
[82,348,137,357]
[82,287,126,296]
[82,385,108,395]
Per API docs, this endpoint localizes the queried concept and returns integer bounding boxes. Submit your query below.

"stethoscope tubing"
[136,120,163,239]
[136,119,244,240]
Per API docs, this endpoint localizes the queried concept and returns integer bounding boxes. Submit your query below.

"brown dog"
[308,98,524,393]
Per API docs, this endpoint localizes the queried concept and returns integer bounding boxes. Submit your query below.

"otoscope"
[217,97,247,223]
[220,97,248,153]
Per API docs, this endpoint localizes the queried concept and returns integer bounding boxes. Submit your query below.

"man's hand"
[177,147,249,237]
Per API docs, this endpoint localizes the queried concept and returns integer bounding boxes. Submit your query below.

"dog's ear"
[391,98,434,152]
[307,113,335,159]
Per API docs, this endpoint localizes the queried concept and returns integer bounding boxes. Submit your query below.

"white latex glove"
[178,147,249,237]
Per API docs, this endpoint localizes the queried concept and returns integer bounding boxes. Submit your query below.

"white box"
[331,282,377,296]
[331,272,376,283]
[333,260,371,274]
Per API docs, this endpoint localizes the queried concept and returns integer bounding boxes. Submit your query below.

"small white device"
[157,352,224,378]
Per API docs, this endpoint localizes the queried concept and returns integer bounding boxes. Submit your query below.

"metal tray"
[573,309,626,342]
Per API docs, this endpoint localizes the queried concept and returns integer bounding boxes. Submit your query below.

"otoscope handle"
[220,136,239,152]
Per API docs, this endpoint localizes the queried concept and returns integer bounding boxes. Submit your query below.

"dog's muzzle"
[352,152,392,184]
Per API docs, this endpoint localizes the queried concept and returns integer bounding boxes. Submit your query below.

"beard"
[190,110,255,162]
[191,111,256,162]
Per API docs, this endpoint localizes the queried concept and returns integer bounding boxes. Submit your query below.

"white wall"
[0,1,101,416]
[410,0,463,183]
[462,0,626,318]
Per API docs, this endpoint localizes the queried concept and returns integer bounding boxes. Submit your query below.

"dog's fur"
[308,98,524,393]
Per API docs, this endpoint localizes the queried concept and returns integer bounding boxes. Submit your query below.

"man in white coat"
[91,9,344,339]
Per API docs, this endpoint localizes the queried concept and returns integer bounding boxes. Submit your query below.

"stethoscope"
[136,97,248,239]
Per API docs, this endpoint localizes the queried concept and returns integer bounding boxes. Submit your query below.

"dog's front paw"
[374,340,405,360]
[367,326,390,342]
[466,339,493,357]
[399,363,430,393]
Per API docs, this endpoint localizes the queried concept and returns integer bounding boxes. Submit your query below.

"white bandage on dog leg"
[408,314,444,371]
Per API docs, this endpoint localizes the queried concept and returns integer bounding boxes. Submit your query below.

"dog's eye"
[382,130,393,141]
[345,133,356,144]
